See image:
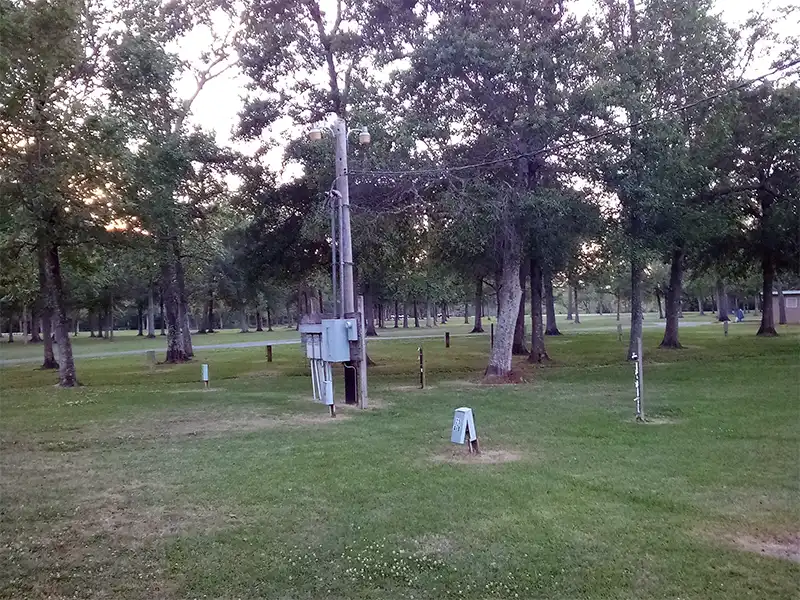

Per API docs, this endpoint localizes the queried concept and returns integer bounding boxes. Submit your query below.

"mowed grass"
[0,323,797,599]
[0,312,717,362]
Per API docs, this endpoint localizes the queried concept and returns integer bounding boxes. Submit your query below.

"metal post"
[445,331,450,348]
[330,193,339,318]
[636,336,645,422]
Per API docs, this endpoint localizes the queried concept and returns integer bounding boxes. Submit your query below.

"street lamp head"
[358,126,371,145]
[308,126,323,141]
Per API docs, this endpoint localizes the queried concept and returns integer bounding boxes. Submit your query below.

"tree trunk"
[697,296,704,316]
[573,286,581,324]
[566,284,573,320]
[162,261,189,363]
[147,285,156,337]
[73,316,79,337]
[159,291,166,336]
[757,252,777,336]
[206,291,216,333]
[616,292,621,321]
[403,302,409,328]
[627,261,644,360]
[716,279,729,322]
[108,297,114,340]
[777,282,787,325]
[659,249,684,349]
[266,305,273,331]
[44,244,77,386]
[425,298,432,328]
[30,306,42,343]
[655,287,664,319]
[256,309,264,332]
[98,309,105,339]
[485,237,523,380]
[137,303,144,336]
[365,288,378,336]
[413,301,419,328]
[37,247,58,369]
[529,258,548,362]
[512,262,529,355]
[174,256,193,356]
[544,272,561,336]
[394,300,399,328]
[7,320,13,343]
[318,289,324,315]
[464,301,469,324]
[471,278,485,333]
[239,306,250,333]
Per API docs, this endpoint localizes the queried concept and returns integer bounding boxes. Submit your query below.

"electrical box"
[321,319,352,362]
[451,407,477,444]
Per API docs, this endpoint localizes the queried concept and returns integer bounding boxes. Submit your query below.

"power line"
[345,58,800,180]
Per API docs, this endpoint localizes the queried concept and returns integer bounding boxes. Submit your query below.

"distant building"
[772,290,800,324]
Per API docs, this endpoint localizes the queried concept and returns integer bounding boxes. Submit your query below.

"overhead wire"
[341,58,800,181]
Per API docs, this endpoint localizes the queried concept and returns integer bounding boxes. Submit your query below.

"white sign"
[201,364,209,382]
[451,407,477,445]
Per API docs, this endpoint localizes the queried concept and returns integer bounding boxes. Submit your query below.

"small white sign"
[451,407,477,444]
[201,364,209,382]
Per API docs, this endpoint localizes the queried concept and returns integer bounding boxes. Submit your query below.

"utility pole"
[333,117,358,403]
[334,117,355,315]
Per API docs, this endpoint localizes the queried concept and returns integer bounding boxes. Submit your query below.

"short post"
[445,331,450,348]
[266,344,273,362]
[418,346,426,389]
[201,364,209,388]
[490,323,494,347]
[617,323,623,342]
[723,321,729,337]
[634,336,645,422]
[146,350,156,365]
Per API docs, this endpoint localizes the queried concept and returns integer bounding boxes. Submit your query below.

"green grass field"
[1,322,797,599]
[0,312,717,361]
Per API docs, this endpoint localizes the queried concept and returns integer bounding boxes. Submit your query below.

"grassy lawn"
[1,324,797,599]
[0,312,721,362]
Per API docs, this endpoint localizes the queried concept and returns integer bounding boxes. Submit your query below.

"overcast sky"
[178,0,797,179]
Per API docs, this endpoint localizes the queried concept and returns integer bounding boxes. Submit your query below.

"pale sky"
[178,0,798,181]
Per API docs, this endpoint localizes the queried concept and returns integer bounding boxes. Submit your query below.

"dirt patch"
[414,533,455,556]
[430,447,524,465]
[627,416,681,425]
[482,372,526,385]
[124,410,348,440]
[733,534,800,563]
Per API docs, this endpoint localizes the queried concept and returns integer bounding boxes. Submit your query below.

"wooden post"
[266,345,273,362]
[418,346,426,389]
[357,295,368,409]
[723,321,729,337]
[490,323,494,347]
[617,323,623,342]
[445,331,450,348]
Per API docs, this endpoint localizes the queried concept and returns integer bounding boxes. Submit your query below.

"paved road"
[0,320,713,366]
